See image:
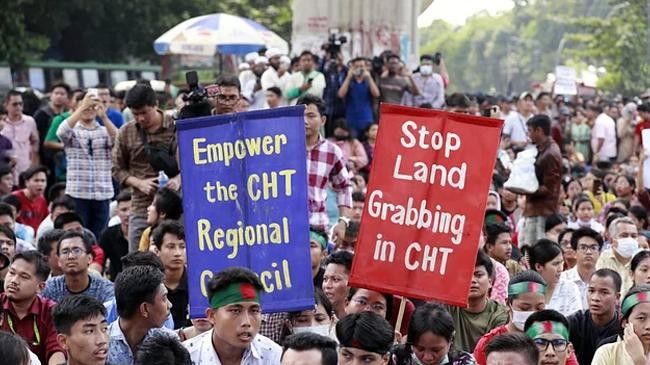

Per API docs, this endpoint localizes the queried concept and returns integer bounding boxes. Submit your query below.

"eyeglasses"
[351,297,386,313]
[60,247,86,258]
[216,94,239,102]
[533,338,568,352]
[577,244,600,252]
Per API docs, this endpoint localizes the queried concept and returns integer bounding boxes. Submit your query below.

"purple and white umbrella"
[154,13,289,56]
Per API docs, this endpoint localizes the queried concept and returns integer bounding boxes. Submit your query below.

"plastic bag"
[504,148,539,194]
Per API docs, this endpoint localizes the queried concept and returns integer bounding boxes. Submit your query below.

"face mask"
[512,310,535,331]
[354,68,364,77]
[616,237,639,258]
[420,65,433,75]
[293,324,330,337]
[411,352,449,365]
[334,134,349,141]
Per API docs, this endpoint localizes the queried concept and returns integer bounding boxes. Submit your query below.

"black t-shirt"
[99,225,129,280]
[313,266,324,289]
[167,268,190,329]
[568,309,619,365]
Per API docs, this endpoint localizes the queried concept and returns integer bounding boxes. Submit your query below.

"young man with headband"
[485,333,538,365]
[336,311,394,365]
[183,267,281,365]
[524,309,573,365]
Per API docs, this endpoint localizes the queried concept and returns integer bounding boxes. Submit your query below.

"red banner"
[349,104,503,307]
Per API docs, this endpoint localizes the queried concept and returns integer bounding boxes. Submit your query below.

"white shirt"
[184,329,282,365]
[502,112,530,143]
[591,113,617,159]
[548,278,584,317]
[560,267,589,309]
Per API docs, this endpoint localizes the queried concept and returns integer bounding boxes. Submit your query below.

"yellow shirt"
[586,190,616,215]
[596,248,633,295]
[138,226,153,252]
[592,339,633,365]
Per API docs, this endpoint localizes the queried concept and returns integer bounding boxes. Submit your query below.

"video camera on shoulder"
[177,71,215,119]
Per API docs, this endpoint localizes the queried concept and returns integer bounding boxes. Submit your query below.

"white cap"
[265,47,283,59]
[280,55,291,65]
[238,62,251,71]
[245,52,258,63]
[255,56,269,65]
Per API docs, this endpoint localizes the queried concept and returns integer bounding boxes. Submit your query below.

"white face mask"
[512,310,535,331]
[616,237,639,258]
[420,65,433,75]
[292,324,330,337]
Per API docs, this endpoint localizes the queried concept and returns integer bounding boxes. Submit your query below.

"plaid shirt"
[111,111,177,216]
[307,136,352,230]
[57,120,114,200]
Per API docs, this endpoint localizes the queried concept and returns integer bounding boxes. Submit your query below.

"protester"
[0,331,34,365]
[328,118,368,172]
[138,187,183,252]
[36,228,66,278]
[336,311,394,365]
[285,51,326,105]
[568,269,621,365]
[52,295,109,365]
[596,216,639,294]
[282,289,333,340]
[1,90,39,186]
[567,196,605,233]
[33,83,70,183]
[529,239,583,316]
[589,103,618,164]
[523,309,572,365]
[560,227,603,309]
[281,332,338,365]
[134,330,192,365]
[631,250,650,286]
[53,212,105,272]
[484,332,538,365]
[0,204,35,253]
[309,228,328,288]
[35,196,75,242]
[337,57,380,136]
[484,223,521,277]
[12,165,49,232]
[322,250,352,319]
[265,87,284,109]
[99,191,131,280]
[557,228,577,270]
[377,54,419,104]
[402,54,445,109]
[501,92,534,150]
[183,267,282,365]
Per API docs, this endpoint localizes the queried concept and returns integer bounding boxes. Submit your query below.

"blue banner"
[176,106,314,317]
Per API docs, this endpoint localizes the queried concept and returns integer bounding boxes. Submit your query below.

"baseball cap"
[519,91,534,100]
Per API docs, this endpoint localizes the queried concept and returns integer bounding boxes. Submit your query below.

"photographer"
[402,54,445,109]
[320,49,348,128]
[377,54,419,104]
[337,57,380,137]
[57,91,117,238]
[285,50,326,105]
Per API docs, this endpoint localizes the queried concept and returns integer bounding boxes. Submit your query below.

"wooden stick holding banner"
[394,296,407,335]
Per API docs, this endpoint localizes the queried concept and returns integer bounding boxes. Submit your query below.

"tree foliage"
[0,0,292,66]
[420,0,647,96]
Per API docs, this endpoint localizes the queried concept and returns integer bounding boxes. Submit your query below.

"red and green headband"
[525,321,569,341]
[209,282,260,309]
[310,230,328,250]
[508,281,547,297]
[622,291,650,317]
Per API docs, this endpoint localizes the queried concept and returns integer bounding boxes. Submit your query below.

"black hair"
[529,239,563,270]
[120,251,165,272]
[352,191,365,203]
[134,330,192,365]
[53,295,107,335]
[485,223,511,245]
[0,202,14,219]
[386,54,401,62]
[419,54,434,62]
[336,311,394,355]
[288,288,333,323]
[345,221,359,240]
[557,228,574,246]
[476,249,494,277]
[607,205,629,217]
[115,190,132,203]
[297,94,326,116]
[615,174,636,189]
[591,268,622,293]
[544,213,566,232]
[507,270,547,301]
[309,225,328,250]
[588,104,603,114]
[299,50,315,59]
[57,230,92,255]
[151,220,185,250]
[605,213,626,232]
[570,227,603,251]
[21,165,48,182]
[282,332,338,365]
[630,205,649,229]
[51,196,75,213]
[50,82,72,96]
[0,164,12,178]
[216,75,241,92]
[12,250,50,281]
[3,89,22,104]
[536,91,551,101]
[115,265,165,319]
[346,287,393,321]
[0,225,16,245]
[266,86,282,97]
[484,333,538,365]
[206,267,264,302]
[324,250,353,274]
[37,228,66,257]
[573,197,594,214]
[47,182,67,202]
[153,188,183,220]
[54,211,84,229]
[526,114,551,136]
[446,93,471,108]
[0,331,29,365]
[125,84,157,109]
[523,309,569,334]
[1,196,20,214]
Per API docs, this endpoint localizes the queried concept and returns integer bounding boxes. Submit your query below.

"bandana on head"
[525,320,569,340]
[508,281,547,297]
[622,291,650,317]
[310,230,328,250]
[209,282,260,309]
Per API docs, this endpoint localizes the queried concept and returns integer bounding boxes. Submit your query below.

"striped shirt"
[57,119,114,200]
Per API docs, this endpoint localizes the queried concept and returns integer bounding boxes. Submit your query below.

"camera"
[322,29,347,59]
[433,52,442,66]
[177,71,213,119]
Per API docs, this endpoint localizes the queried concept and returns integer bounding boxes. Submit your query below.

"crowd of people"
[0,43,650,365]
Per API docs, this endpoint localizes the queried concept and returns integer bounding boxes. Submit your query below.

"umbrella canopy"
[153,13,289,56]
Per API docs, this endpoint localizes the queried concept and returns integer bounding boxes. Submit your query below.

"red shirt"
[634,119,650,140]
[0,293,63,364]
[473,324,579,365]
[12,190,48,232]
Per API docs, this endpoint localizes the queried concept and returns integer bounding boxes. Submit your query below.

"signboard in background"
[349,104,503,306]
[554,65,578,95]
[176,106,315,316]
